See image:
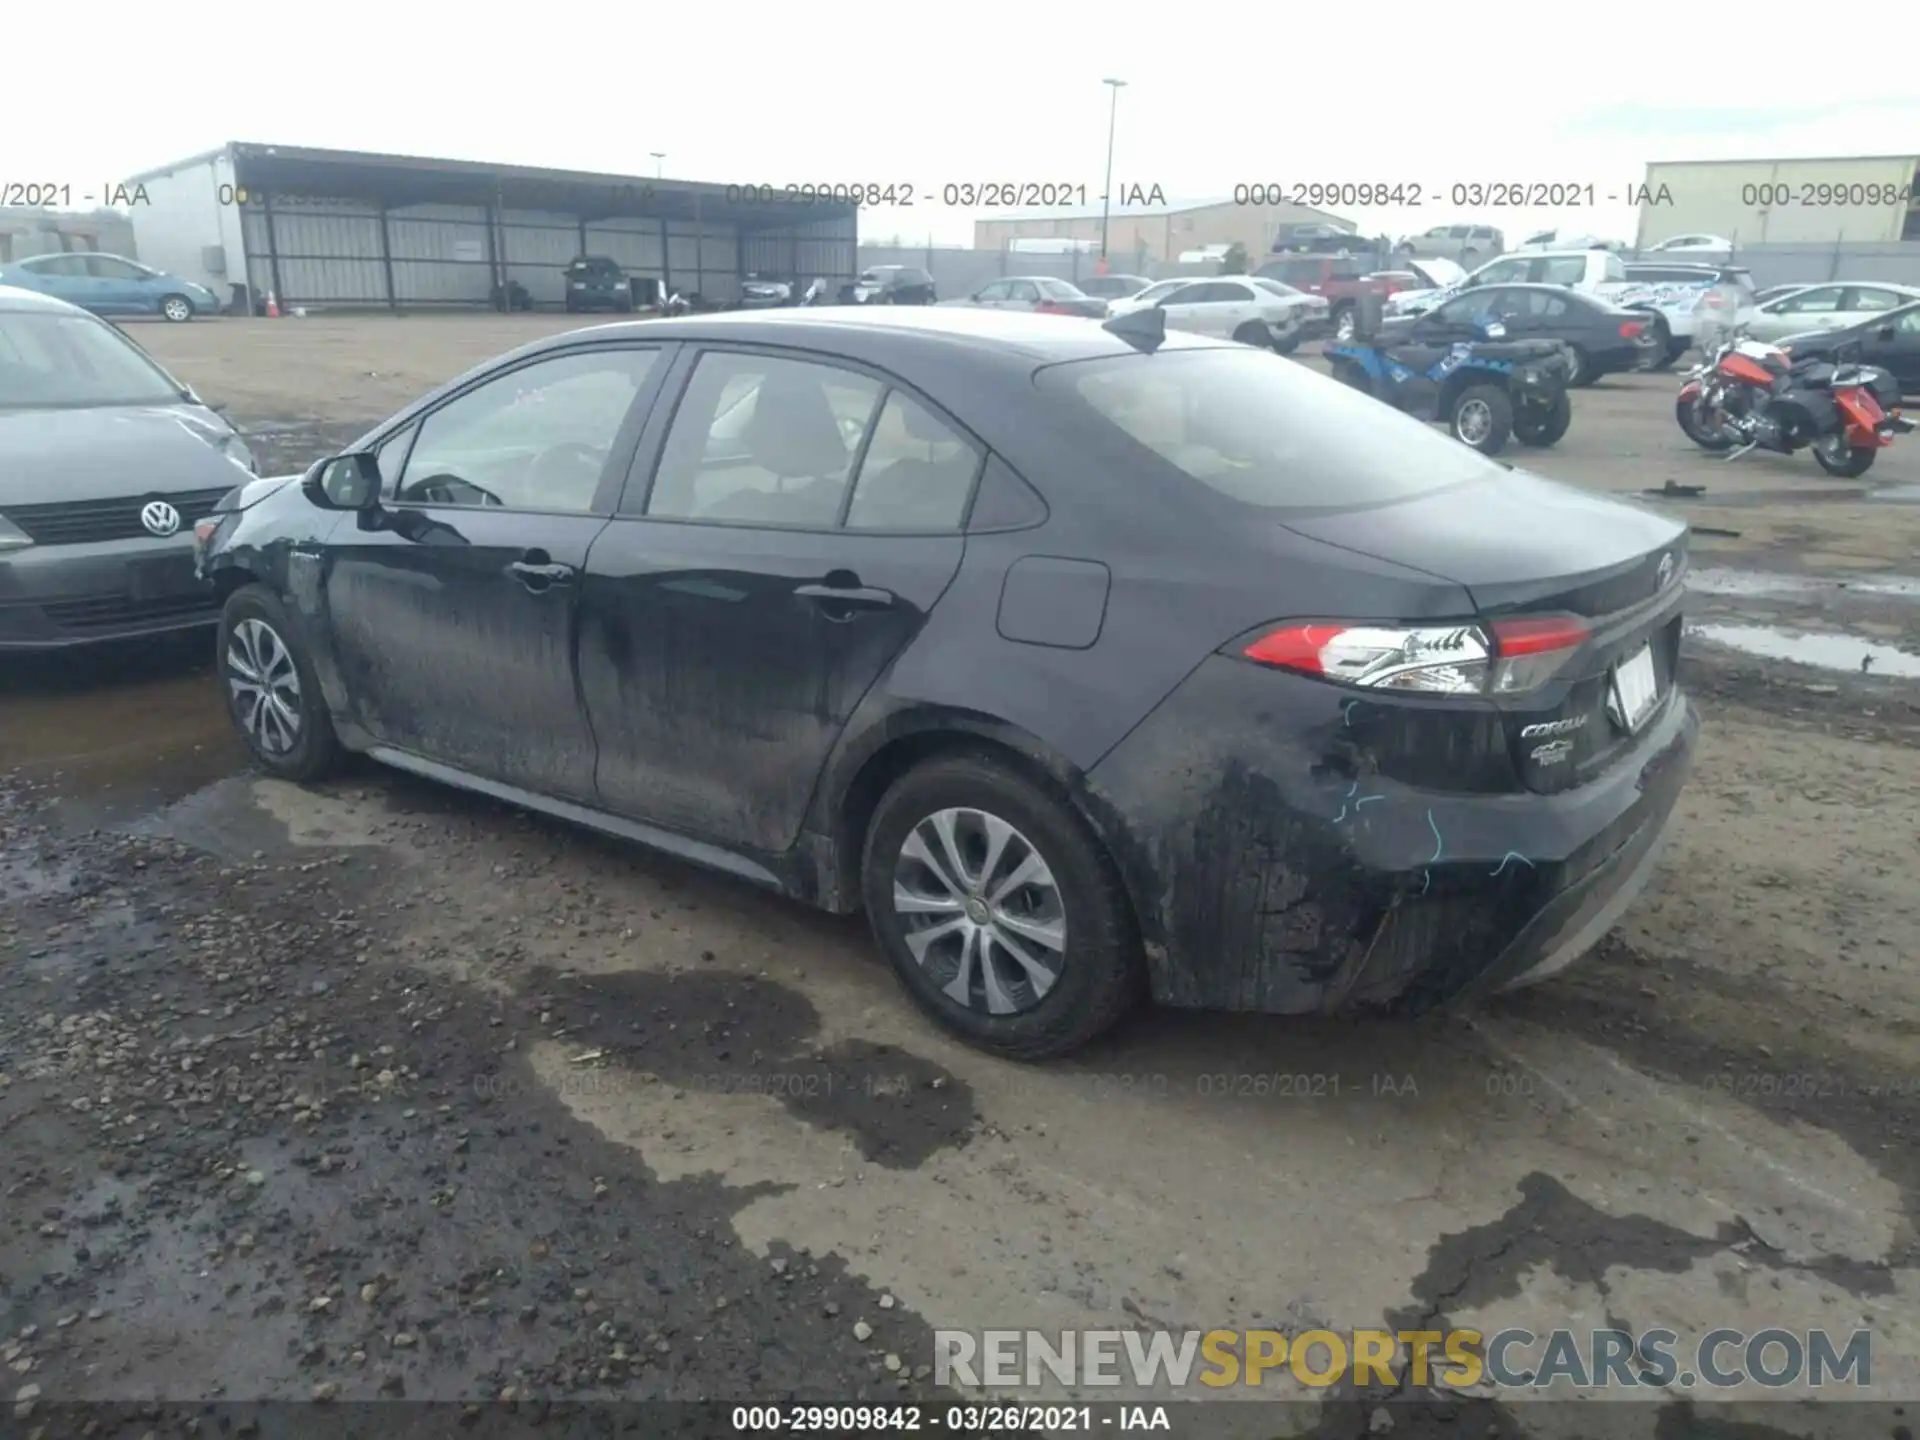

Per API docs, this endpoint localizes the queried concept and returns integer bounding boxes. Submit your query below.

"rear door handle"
[508,560,577,588]
[794,582,895,613]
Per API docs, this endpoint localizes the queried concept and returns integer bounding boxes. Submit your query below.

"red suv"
[1254,255,1411,342]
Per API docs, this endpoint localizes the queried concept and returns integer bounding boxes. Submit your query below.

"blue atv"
[1324,318,1572,456]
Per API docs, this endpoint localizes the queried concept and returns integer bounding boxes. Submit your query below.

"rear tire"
[217,585,341,783]
[1331,306,1357,342]
[1812,435,1877,478]
[860,754,1143,1060]
[1565,345,1597,387]
[1233,322,1270,347]
[1642,317,1674,370]
[1513,390,1572,447]
[1449,383,1513,454]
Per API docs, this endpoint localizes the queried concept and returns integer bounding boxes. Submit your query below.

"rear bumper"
[0,536,218,651]
[1082,654,1698,1014]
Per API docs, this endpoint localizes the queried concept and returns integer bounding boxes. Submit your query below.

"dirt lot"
[3,315,1918,1437]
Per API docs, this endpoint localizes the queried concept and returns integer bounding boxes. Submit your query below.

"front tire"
[1675,394,1736,452]
[1642,317,1675,370]
[1331,305,1357,342]
[1449,383,1513,454]
[861,754,1143,1060]
[1812,434,1877,478]
[1513,390,1572,447]
[1564,345,1597,387]
[218,585,340,782]
[160,294,195,323]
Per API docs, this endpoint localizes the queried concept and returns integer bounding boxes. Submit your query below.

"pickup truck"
[1253,253,1417,342]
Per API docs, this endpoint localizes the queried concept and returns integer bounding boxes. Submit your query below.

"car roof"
[0,282,91,315]
[534,305,1224,365]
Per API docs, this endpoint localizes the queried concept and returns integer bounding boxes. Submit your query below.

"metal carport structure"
[129,143,858,313]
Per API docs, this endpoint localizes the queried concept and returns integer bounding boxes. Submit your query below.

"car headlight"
[0,513,34,552]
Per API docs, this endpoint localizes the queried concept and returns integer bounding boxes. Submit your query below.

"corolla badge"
[140,500,182,537]
[1657,552,1675,589]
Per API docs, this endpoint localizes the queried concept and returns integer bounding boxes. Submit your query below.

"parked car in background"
[1270,223,1366,255]
[562,256,635,314]
[839,266,937,305]
[1744,282,1920,344]
[1776,298,1920,392]
[1387,249,1628,318]
[1752,283,1815,307]
[1110,276,1328,351]
[1516,229,1627,252]
[0,252,223,322]
[1395,224,1505,262]
[1602,262,1758,369]
[1383,282,1656,385]
[1255,254,1411,341]
[0,285,258,651]
[738,276,797,309]
[194,304,1696,1059]
[1644,234,1734,257]
[1075,274,1154,301]
[945,276,1107,317]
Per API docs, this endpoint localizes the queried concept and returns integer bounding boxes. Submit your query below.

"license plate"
[1610,643,1660,732]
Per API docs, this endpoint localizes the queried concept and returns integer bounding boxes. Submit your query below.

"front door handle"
[508,559,577,590]
[794,581,896,616]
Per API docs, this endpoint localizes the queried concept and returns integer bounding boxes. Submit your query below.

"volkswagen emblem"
[1656,552,1675,590]
[140,500,181,537]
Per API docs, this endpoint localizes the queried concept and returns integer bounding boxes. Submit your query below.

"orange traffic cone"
[265,290,280,318]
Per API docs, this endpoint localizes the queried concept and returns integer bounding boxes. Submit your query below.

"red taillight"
[1620,320,1645,339]
[1243,624,1342,673]
[1490,617,1590,656]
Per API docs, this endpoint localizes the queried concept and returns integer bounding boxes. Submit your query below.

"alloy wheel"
[1334,309,1356,341]
[226,617,303,755]
[892,807,1067,1016]
[162,297,192,321]
[1455,398,1494,445]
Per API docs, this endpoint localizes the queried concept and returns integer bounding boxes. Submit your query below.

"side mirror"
[304,453,382,511]
[1878,324,1896,341]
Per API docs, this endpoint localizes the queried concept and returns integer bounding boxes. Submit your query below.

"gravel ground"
[3,316,1918,1439]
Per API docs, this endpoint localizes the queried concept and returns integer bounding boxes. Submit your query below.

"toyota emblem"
[1656,552,1675,589]
[140,500,182,537]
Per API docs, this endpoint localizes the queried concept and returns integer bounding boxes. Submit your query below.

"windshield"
[0,310,186,409]
[1039,348,1495,510]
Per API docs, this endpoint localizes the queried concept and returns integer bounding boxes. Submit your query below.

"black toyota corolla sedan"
[197,306,1697,1059]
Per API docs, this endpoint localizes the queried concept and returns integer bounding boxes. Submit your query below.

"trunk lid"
[1282,470,1689,791]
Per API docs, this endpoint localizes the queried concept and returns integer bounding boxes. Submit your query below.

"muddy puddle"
[1688,567,1920,601]
[0,639,240,829]
[1687,622,1920,678]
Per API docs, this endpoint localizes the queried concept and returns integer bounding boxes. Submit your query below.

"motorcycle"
[1675,331,1913,478]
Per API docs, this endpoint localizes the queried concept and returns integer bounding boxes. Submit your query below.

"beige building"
[1637,155,1920,247]
[971,195,1353,268]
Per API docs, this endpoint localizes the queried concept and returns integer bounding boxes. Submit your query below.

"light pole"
[1100,78,1126,262]
[650,152,665,178]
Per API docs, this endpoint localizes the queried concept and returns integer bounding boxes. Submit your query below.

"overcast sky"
[11,0,1919,247]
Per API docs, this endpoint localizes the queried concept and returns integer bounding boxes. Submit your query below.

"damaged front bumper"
[1082,654,1698,1015]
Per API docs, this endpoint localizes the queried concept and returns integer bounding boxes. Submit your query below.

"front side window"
[0,310,185,409]
[1774,287,1843,314]
[396,348,658,512]
[645,351,882,526]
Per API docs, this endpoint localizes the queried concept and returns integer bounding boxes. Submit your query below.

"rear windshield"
[1038,348,1495,510]
[0,310,185,409]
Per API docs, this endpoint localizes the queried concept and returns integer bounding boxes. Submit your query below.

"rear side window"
[1038,349,1495,511]
[1036,278,1083,299]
